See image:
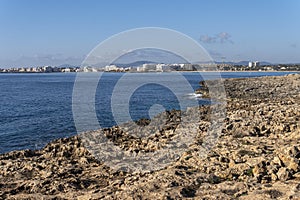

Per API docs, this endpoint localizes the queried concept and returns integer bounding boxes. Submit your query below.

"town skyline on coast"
[0,0,300,68]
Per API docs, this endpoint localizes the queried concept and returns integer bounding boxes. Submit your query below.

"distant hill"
[260,61,273,65]
[215,61,273,66]
[113,60,274,67]
[60,60,274,69]
[113,61,158,68]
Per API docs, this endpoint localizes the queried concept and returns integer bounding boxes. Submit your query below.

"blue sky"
[0,0,299,67]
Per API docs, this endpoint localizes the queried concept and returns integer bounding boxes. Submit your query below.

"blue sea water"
[0,71,297,154]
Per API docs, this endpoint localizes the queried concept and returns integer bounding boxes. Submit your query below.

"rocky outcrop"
[1,73,300,199]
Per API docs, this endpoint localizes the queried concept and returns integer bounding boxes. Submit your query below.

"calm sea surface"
[0,71,297,153]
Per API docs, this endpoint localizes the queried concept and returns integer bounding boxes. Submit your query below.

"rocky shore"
[1,73,300,199]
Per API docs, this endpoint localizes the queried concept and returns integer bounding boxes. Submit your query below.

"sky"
[0,0,299,67]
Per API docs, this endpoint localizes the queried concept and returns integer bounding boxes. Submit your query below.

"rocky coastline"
[1,73,300,199]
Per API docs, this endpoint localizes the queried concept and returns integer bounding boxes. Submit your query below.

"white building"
[43,66,53,72]
[181,64,193,71]
[142,64,157,72]
[62,68,71,72]
[248,62,253,68]
[19,68,25,72]
[156,64,169,72]
[249,61,260,68]
[83,66,92,72]
[105,65,118,71]
[137,66,144,72]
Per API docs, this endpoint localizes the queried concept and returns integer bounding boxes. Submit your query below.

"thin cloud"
[200,32,233,44]
[290,43,297,48]
[199,35,217,44]
[218,32,234,44]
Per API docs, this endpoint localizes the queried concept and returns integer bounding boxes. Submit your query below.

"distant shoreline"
[1,70,300,74]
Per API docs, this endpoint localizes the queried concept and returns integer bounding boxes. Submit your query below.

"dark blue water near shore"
[0,71,297,153]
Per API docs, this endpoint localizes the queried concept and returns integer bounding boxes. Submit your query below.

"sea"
[0,71,297,154]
